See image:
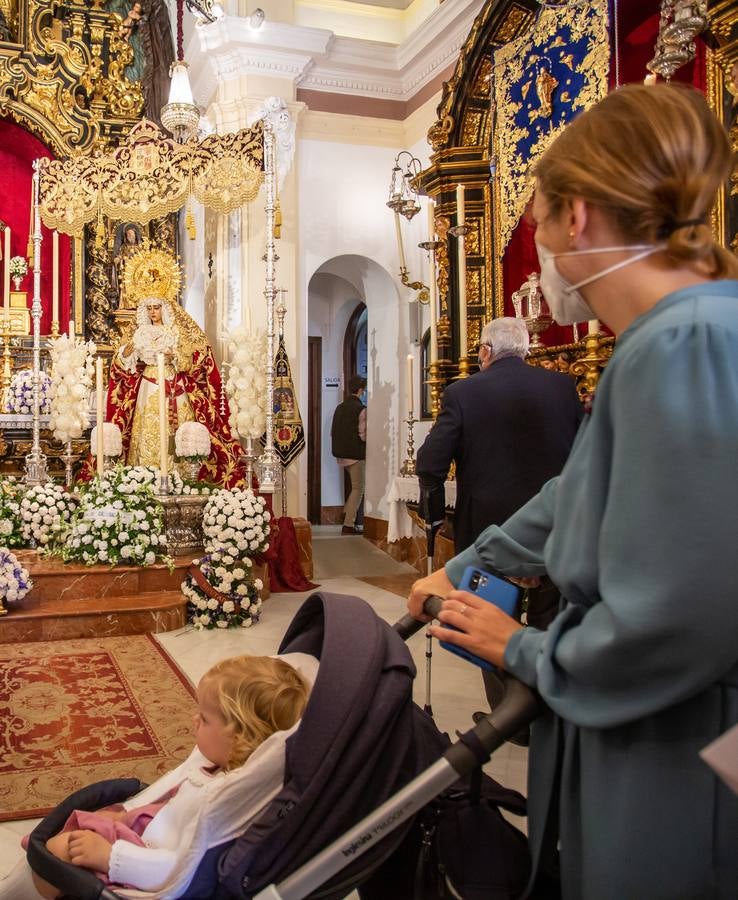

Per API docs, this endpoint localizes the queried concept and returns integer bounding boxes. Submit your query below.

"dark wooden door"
[307,336,322,524]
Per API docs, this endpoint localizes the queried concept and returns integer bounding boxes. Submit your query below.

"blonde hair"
[200,655,309,772]
[535,83,738,280]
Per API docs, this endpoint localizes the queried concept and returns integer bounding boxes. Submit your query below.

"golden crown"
[122,239,182,308]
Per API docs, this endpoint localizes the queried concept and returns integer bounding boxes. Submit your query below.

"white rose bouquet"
[9,255,28,284]
[0,548,32,608]
[7,369,51,415]
[90,422,123,458]
[0,479,24,548]
[48,333,96,443]
[182,547,263,630]
[60,465,169,567]
[20,482,77,547]
[175,422,211,459]
[202,488,271,558]
[224,327,268,439]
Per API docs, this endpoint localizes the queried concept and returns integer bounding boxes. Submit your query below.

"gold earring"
[568,229,575,239]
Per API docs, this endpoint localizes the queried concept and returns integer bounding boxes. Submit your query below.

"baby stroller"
[25,592,540,899]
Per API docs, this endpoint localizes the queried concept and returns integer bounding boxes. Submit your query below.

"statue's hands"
[123,342,134,356]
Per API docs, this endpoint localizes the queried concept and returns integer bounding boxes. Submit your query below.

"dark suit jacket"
[416,356,583,553]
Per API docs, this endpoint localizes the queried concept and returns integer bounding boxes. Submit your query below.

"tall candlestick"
[3,227,10,309]
[456,185,468,358]
[52,231,59,327]
[157,352,168,478]
[588,318,600,336]
[406,353,414,414]
[427,201,438,364]
[95,357,104,477]
[394,212,407,271]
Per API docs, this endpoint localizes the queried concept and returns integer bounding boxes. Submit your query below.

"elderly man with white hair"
[416,317,583,721]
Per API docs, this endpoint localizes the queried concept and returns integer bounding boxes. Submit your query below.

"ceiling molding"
[190,0,484,106]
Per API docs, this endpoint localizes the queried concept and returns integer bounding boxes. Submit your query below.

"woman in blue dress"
[408,83,738,899]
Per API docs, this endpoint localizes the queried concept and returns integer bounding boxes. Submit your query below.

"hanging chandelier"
[386,151,422,221]
[160,0,201,143]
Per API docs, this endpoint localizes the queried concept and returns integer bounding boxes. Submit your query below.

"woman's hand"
[67,830,113,873]
[429,590,524,669]
[123,342,134,356]
[407,568,454,620]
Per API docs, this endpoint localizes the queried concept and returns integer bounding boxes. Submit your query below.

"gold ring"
[459,604,467,615]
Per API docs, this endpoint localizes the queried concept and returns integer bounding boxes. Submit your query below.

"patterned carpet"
[0,634,197,821]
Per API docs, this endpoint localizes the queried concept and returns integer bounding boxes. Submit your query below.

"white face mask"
[535,241,660,325]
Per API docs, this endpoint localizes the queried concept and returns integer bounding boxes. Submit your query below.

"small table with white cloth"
[386,475,457,543]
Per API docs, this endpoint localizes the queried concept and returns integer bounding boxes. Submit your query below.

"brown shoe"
[342,525,360,535]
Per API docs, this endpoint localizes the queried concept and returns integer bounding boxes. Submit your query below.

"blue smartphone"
[439,566,521,671]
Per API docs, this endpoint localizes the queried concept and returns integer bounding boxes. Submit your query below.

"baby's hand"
[68,830,113,873]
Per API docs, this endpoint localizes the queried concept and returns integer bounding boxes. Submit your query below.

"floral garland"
[224,326,268,439]
[0,479,24,547]
[60,465,169,567]
[202,488,271,557]
[0,548,32,607]
[48,334,96,443]
[20,483,77,547]
[182,547,263,629]
[7,369,51,415]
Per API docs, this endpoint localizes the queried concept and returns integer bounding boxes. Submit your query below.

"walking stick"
[419,483,445,717]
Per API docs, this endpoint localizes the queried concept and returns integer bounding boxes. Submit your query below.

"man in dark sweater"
[331,375,367,535]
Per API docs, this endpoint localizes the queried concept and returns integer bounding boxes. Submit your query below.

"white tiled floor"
[0,530,529,893]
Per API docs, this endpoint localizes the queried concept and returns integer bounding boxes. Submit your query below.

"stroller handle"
[393,595,443,639]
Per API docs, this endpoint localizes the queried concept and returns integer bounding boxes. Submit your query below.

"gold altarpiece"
[416,0,738,402]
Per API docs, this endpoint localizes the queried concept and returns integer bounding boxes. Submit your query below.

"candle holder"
[50,320,59,338]
[570,329,607,403]
[1,315,13,411]
[63,440,74,488]
[427,360,445,420]
[399,267,429,304]
[242,436,258,488]
[158,472,170,495]
[399,413,418,476]
[448,224,469,238]
[454,357,472,380]
[418,239,444,252]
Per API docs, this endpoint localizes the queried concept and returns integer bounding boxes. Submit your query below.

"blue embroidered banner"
[493,0,610,250]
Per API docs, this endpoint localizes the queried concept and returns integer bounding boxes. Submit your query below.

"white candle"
[52,231,59,327]
[427,201,438,364]
[588,319,600,336]
[456,185,468,358]
[68,319,74,340]
[157,352,168,478]
[95,357,104,477]
[456,183,465,226]
[3,226,10,309]
[394,212,407,271]
[406,353,414,414]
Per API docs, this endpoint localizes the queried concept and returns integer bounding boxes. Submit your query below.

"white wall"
[298,136,436,520]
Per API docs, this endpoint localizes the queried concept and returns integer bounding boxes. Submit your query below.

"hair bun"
[665,221,713,263]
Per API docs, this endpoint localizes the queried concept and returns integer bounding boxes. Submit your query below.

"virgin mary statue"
[83,296,246,487]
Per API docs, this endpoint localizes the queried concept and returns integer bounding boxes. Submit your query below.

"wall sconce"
[387,151,428,303]
[647,0,708,80]
[249,7,265,29]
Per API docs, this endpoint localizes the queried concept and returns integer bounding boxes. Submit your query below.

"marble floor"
[0,526,529,892]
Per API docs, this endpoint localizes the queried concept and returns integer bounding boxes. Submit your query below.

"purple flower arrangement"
[7,369,52,415]
[0,547,32,607]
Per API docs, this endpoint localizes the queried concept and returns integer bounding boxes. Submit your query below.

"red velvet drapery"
[0,119,71,335]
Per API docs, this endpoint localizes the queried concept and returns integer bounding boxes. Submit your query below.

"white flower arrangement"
[6,369,51,415]
[0,547,32,606]
[48,333,96,443]
[164,469,213,496]
[8,256,28,280]
[90,422,123,458]
[59,465,170,567]
[182,547,263,629]
[20,482,77,547]
[175,422,211,459]
[202,488,271,557]
[224,327,268,439]
[0,479,24,548]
